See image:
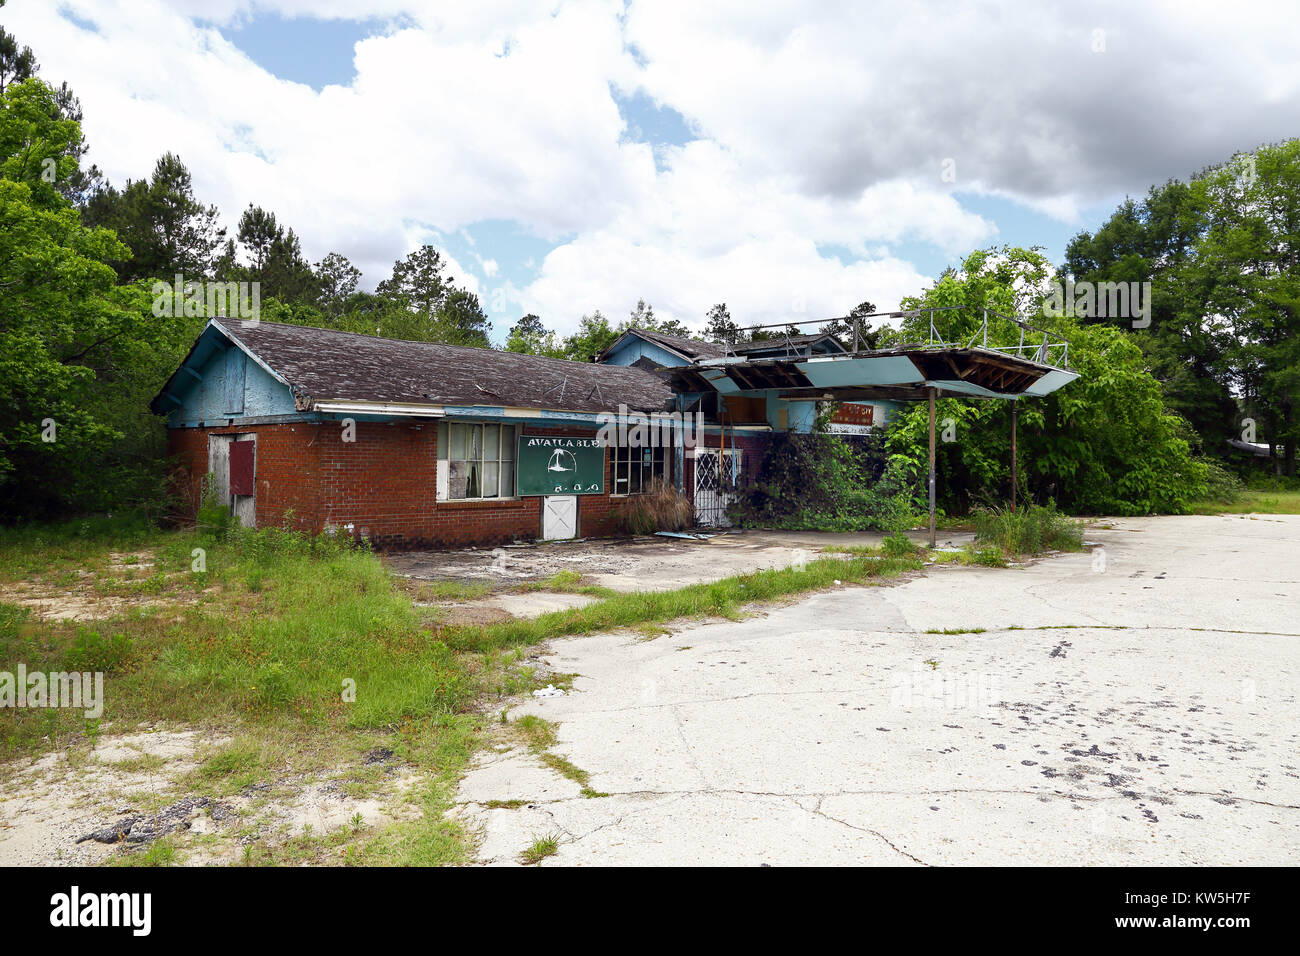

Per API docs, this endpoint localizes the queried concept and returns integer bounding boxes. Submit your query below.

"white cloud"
[6,0,1297,339]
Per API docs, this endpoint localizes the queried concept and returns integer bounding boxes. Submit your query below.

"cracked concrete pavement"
[455,514,1300,865]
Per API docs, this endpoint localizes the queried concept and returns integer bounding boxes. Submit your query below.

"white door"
[693,449,742,527]
[542,495,577,540]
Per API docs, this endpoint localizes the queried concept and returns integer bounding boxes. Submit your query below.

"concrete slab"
[458,514,1300,865]
[388,528,975,594]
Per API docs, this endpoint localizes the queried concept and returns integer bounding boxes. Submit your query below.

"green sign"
[516,434,606,496]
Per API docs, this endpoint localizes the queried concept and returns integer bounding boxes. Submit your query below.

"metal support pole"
[928,388,937,548]
[1010,400,1018,514]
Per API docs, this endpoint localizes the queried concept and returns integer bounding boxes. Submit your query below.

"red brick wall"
[166,420,638,550]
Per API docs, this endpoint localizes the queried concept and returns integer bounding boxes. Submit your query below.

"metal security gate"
[693,449,742,527]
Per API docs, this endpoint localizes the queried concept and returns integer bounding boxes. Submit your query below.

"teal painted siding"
[168,332,298,426]
[600,337,692,368]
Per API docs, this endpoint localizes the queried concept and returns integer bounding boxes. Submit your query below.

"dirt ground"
[0,725,425,866]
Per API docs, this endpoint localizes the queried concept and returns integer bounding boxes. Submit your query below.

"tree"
[505,314,563,357]
[0,78,194,518]
[822,300,879,349]
[1062,178,1233,456]
[562,311,619,361]
[314,252,361,320]
[236,204,280,273]
[435,287,492,348]
[377,245,451,318]
[0,22,37,95]
[261,227,318,305]
[1187,142,1300,475]
[703,303,740,344]
[82,153,225,282]
[621,298,692,337]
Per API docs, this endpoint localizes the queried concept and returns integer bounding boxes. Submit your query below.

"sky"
[6,0,1298,344]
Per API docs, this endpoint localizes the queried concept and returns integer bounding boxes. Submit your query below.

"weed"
[520,833,559,864]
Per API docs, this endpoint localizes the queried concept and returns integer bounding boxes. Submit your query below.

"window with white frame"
[611,442,671,495]
[437,422,516,500]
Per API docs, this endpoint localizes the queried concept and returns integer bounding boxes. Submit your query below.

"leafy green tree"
[561,310,619,361]
[505,313,563,356]
[623,298,692,337]
[886,247,1207,515]
[236,204,279,272]
[822,300,880,349]
[1063,178,1234,457]
[0,78,193,518]
[1186,142,1300,475]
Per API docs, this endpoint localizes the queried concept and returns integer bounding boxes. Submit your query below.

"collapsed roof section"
[655,307,1079,402]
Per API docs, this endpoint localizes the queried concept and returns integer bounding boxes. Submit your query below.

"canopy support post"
[1010,399,1018,514]
[928,387,937,548]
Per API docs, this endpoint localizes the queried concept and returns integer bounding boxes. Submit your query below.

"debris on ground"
[75,796,234,845]
[532,685,566,698]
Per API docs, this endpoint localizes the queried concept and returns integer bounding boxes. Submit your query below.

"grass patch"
[514,714,558,751]
[412,580,492,602]
[438,551,928,654]
[514,570,615,599]
[973,503,1084,557]
[1188,488,1300,515]
[924,627,987,635]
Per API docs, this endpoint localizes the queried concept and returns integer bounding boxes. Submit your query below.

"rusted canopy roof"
[213,320,674,414]
[665,344,1078,401]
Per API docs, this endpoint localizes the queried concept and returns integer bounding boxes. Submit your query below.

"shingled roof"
[603,327,728,361]
[198,320,674,414]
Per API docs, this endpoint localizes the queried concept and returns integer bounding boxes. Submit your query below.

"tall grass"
[973,503,1084,557]
[611,479,693,535]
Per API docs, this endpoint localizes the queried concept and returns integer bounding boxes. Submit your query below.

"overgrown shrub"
[728,428,920,532]
[196,473,234,540]
[880,531,921,557]
[973,503,1083,556]
[612,478,693,535]
[1198,458,1244,503]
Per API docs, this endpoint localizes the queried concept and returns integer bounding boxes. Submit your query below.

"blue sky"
[13,1,1291,344]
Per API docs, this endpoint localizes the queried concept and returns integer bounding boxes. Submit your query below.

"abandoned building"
[153,313,1077,549]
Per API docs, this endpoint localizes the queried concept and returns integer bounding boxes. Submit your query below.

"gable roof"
[597,327,727,364]
[155,320,674,416]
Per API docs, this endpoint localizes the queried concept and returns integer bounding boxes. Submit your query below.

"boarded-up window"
[229,440,255,496]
